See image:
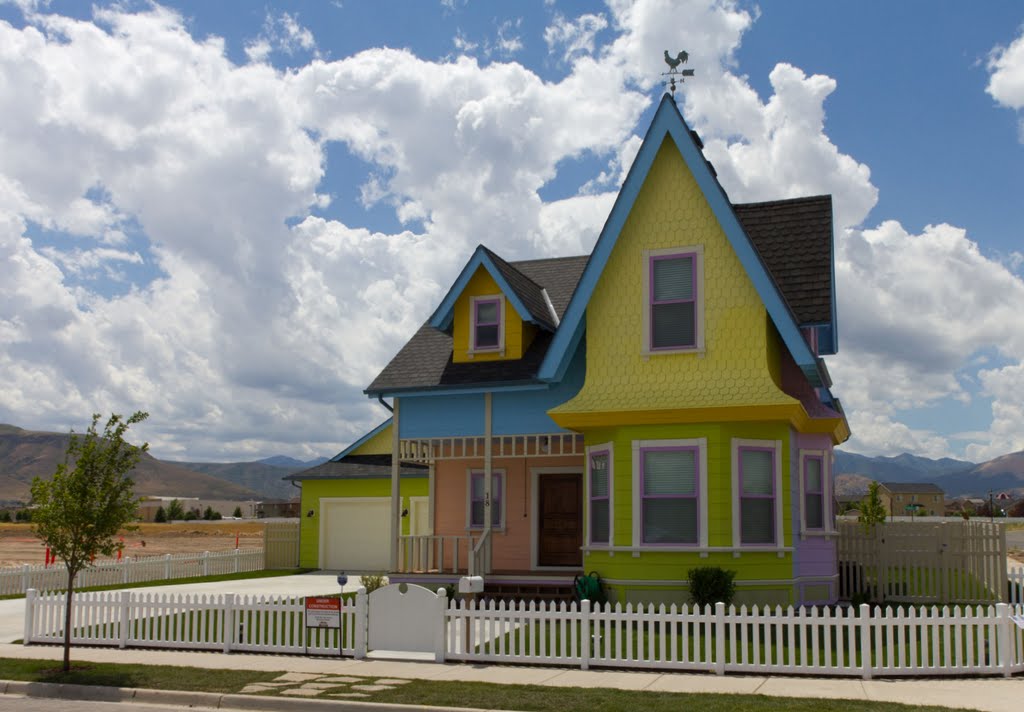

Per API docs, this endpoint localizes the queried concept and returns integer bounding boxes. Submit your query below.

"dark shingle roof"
[366,255,588,394]
[732,195,833,325]
[284,455,428,481]
[879,482,945,494]
[480,247,556,330]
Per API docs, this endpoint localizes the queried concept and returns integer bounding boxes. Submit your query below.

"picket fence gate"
[24,584,1024,679]
[0,549,263,596]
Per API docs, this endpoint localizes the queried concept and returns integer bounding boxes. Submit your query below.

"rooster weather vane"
[662,50,695,97]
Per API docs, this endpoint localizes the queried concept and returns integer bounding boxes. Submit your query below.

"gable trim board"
[538,94,825,389]
[332,418,393,461]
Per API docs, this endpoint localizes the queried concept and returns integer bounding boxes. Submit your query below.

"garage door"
[319,497,391,572]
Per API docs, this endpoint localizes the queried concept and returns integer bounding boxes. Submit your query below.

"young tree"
[232,506,242,519]
[858,481,887,532]
[166,499,185,521]
[30,411,148,672]
[154,506,167,523]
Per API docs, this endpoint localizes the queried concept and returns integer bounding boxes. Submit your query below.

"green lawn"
[0,658,966,712]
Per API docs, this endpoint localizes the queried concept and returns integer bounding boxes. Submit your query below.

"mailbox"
[458,575,484,594]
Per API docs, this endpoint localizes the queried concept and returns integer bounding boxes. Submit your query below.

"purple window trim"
[472,297,502,351]
[648,251,697,351]
[738,445,776,546]
[803,455,824,531]
[469,470,503,529]
[639,445,700,546]
[589,449,610,545]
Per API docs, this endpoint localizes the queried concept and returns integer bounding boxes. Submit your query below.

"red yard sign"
[305,596,341,629]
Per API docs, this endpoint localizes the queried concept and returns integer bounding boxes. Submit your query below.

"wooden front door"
[537,473,582,567]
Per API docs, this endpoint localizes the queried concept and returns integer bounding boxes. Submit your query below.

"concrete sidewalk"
[1,643,1020,712]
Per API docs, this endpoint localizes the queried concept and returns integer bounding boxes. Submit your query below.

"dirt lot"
[0,521,266,568]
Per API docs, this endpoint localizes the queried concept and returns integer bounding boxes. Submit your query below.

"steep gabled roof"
[283,455,428,481]
[537,93,828,387]
[734,195,834,326]
[428,245,562,333]
[366,255,588,395]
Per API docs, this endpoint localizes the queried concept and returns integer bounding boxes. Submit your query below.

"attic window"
[471,296,503,352]
[642,246,704,354]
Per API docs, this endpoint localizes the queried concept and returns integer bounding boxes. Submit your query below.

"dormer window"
[471,296,503,352]
[642,246,703,354]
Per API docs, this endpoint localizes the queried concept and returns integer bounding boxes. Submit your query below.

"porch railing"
[398,534,476,574]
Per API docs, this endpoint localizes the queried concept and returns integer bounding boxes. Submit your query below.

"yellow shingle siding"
[451,267,530,363]
[348,423,393,456]
[552,137,797,419]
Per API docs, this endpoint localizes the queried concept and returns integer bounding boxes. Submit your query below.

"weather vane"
[662,50,695,98]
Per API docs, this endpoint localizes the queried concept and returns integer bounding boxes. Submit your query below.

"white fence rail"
[25,588,364,656]
[25,583,1024,678]
[0,549,263,596]
[445,598,1023,678]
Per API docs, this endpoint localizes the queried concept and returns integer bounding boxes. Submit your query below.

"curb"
[0,680,505,712]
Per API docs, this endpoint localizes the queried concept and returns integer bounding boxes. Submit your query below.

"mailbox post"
[458,576,484,655]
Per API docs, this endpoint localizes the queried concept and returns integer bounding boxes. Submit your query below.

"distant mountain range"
[170,456,328,500]
[0,424,261,504]
[834,448,1024,498]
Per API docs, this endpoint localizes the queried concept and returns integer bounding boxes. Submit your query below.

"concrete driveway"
[0,571,353,643]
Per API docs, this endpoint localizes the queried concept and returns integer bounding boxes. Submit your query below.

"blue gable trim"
[537,94,824,387]
[428,246,541,331]
[331,417,393,461]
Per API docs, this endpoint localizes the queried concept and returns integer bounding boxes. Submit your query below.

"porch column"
[483,392,493,532]
[390,397,400,572]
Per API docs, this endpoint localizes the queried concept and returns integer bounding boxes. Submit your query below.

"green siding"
[583,421,797,604]
[296,477,429,569]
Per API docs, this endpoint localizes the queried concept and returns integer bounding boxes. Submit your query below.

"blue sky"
[0,0,1022,463]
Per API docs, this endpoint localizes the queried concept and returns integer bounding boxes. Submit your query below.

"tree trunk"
[62,566,75,673]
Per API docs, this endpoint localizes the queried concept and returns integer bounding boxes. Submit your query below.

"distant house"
[834,493,865,515]
[877,482,944,517]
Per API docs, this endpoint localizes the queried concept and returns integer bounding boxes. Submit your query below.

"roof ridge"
[510,254,590,266]
[479,245,545,291]
[732,195,831,209]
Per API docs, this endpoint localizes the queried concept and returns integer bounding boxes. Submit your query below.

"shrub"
[232,506,242,518]
[687,566,737,608]
[183,510,198,521]
[0,511,11,522]
[360,573,388,593]
[203,506,215,520]
[154,506,167,523]
[211,511,222,520]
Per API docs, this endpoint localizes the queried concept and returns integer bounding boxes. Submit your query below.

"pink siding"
[433,455,584,572]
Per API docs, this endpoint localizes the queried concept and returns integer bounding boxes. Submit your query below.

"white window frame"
[585,442,614,546]
[731,438,784,549]
[798,449,834,538]
[631,438,708,549]
[466,468,506,531]
[469,294,505,356]
[641,245,704,355]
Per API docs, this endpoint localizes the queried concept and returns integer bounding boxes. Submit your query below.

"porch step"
[481,582,576,605]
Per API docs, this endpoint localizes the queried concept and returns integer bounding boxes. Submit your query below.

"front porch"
[387,428,587,581]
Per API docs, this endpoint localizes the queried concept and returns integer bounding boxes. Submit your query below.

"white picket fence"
[0,549,263,596]
[24,585,1024,678]
[24,588,363,656]
[1010,566,1024,605]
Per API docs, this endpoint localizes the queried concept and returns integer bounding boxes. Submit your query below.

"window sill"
[641,347,705,359]
[799,529,839,540]
[583,545,793,558]
[467,348,505,359]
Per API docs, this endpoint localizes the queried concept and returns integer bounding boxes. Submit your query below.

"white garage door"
[319,497,391,572]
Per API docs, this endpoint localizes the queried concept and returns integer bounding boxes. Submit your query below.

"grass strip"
[369,679,957,712]
[0,657,278,692]
[0,568,316,601]
[0,657,965,711]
